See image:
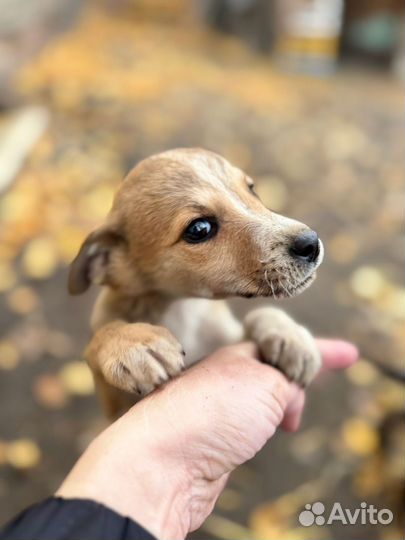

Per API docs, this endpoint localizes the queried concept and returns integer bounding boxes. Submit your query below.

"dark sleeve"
[0,496,157,540]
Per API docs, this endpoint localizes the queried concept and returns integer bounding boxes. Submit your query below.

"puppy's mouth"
[277,272,316,298]
[238,239,323,299]
[238,269,317,299]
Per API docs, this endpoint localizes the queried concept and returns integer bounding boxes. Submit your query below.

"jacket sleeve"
[0,496,157,540]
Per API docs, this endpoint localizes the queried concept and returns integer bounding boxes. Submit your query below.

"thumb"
[316,339,358,372]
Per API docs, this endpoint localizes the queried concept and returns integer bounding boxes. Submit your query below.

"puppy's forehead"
[118,149,257,220]
[146,150,263,220]
[152,148,241,187]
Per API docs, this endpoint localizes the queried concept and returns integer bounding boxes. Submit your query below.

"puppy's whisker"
[245,276,259,288]
[264,269,277,298]
[279,279,293,298]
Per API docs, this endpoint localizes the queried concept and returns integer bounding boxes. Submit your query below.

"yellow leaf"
[341,418,379,456]
[379,286,404,320]
[376,382,404,413]
[22,237,58,279]
[345,359,379,386]
[78,185,115,220]
[55,226,86,263]
[350,266,386,300]
[59,361,94,396]
[6,439,41,469]
[251,499,327,540]
[0,341,20,370]
[0,187,39,223]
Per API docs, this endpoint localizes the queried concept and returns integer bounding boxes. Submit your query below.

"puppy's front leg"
[244,307,321,386]
[86,320,185,396]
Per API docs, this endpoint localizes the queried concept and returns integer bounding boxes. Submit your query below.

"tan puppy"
[69,148,324,418]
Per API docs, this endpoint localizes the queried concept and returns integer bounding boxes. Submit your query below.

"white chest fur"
[159,298,244,366]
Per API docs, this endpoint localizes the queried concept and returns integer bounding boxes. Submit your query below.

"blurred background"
[0,1,403,539]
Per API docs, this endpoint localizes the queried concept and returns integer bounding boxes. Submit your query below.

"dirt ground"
[0,3,403,539]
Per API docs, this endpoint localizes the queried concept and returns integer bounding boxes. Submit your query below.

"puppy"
[69,148,324,418]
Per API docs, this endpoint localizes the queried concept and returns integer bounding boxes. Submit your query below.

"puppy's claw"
[87,323,185,396]
[117,342,183,395]
[244,307,321,386]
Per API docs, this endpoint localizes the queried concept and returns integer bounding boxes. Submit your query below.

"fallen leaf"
[6,439,41,469]
[22,237,59,279]
[54,225,86,263]
[0,341,20,370]
[59,361,94,395]
[251,498,327,540]
[378,285,404,320]
[78,185,115,220]
[0,186,40,223]
[350,266,386,301]
[341,418,380,456]
[376,383,404,413]
[345,359,379,386]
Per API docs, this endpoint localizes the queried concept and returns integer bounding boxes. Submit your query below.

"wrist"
[57,417,191,540]
[123,440,191,540]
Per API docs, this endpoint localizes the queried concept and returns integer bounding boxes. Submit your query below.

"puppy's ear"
[68,227,126,295]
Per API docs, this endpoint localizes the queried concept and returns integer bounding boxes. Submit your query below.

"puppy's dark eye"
[183,218,218,244]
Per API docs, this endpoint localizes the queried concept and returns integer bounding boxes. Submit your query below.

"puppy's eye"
[183,217,218,244]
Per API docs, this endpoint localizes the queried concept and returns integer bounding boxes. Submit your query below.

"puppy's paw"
[257,327,321,386]
[87,322,185,396]
[244,307,321,386]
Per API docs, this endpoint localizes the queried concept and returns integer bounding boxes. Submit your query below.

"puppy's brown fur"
[69,148,323,418]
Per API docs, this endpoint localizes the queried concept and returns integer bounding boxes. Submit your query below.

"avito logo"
[298,501,393,527]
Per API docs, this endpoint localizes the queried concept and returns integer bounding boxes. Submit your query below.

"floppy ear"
[68,227,126,295]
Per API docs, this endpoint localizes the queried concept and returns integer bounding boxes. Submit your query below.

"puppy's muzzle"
[289,230,320,264]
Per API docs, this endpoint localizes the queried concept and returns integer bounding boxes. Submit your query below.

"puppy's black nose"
[290,230,320,263]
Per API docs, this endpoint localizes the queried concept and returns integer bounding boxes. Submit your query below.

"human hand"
[57,339,357,539]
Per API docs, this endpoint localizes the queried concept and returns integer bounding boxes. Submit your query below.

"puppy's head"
[69,148,323,299]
